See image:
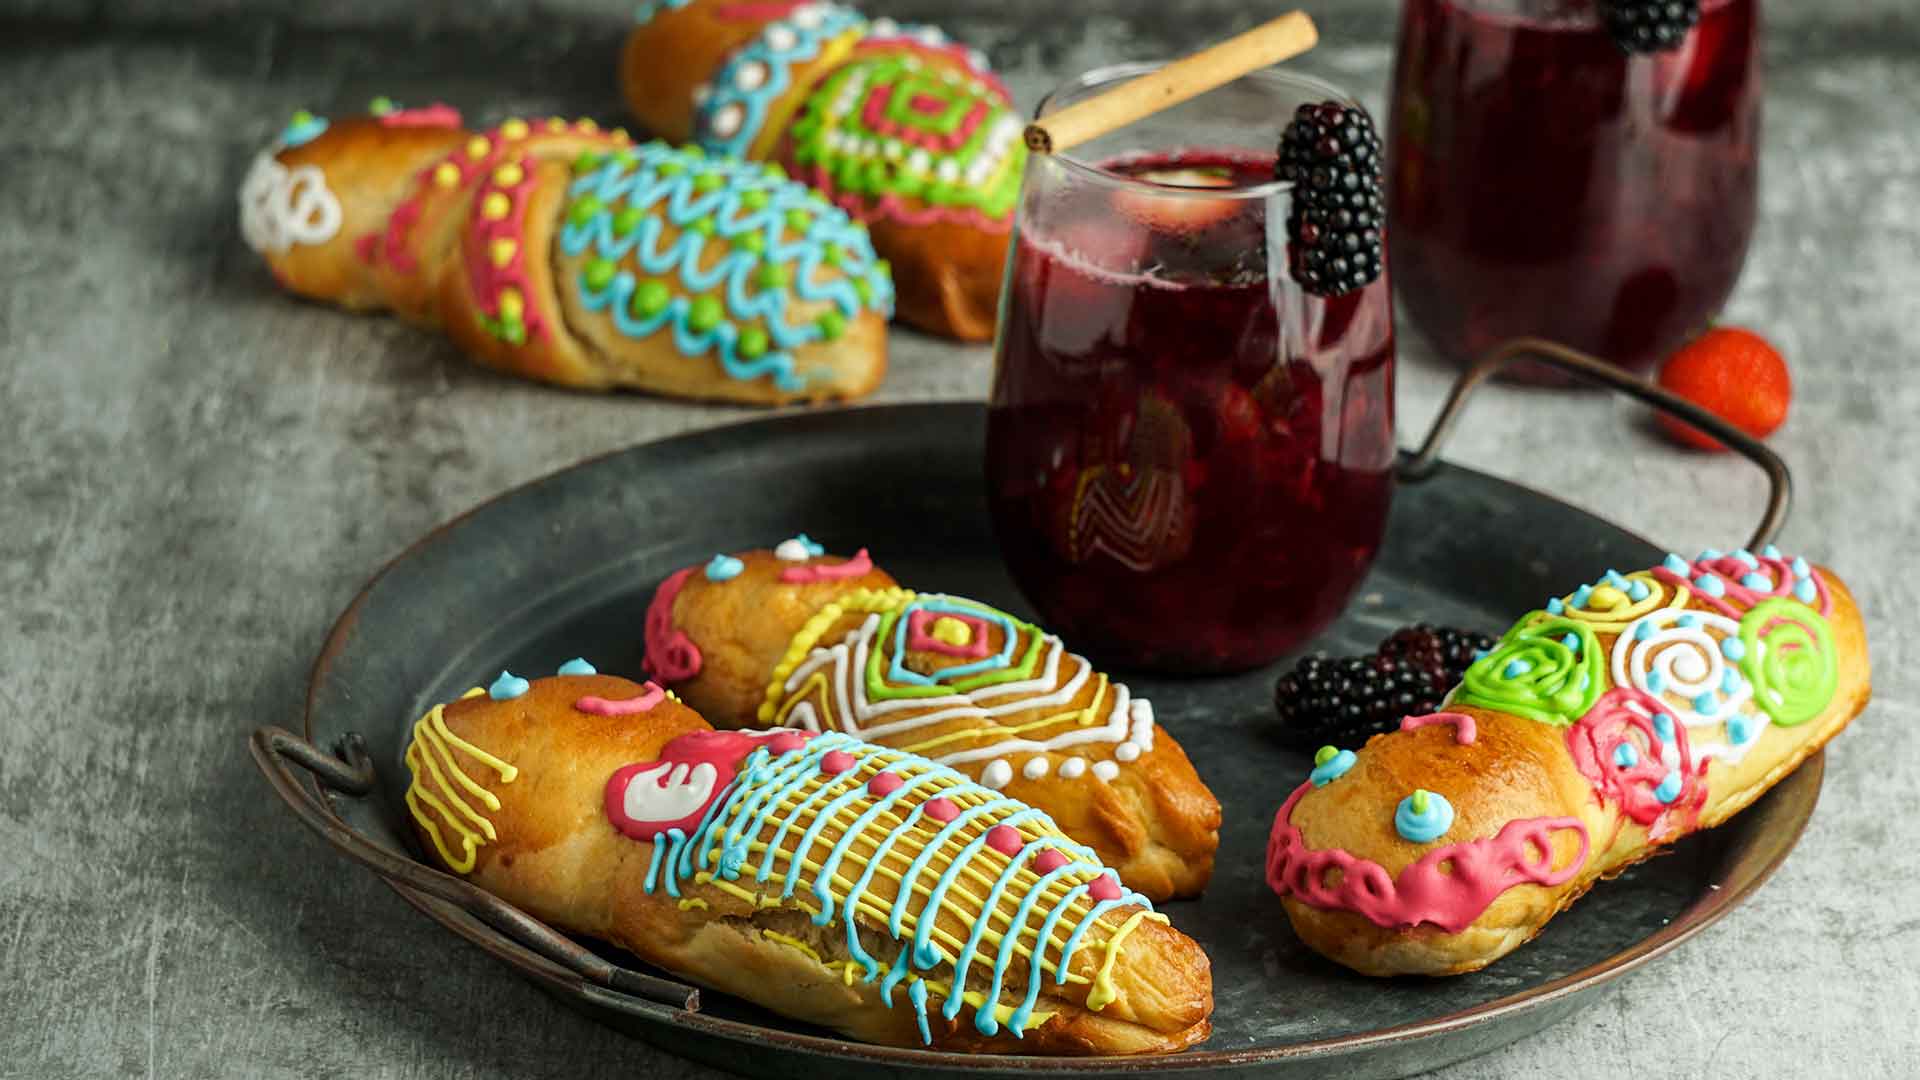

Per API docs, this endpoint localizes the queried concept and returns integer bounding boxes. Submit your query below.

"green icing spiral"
[1737,598,1838,727]
[1454,615,1605,726]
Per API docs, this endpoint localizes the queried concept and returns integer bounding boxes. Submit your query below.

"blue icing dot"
[1504,658,1534,678]
[1472,648,1490,661]
[1663,553,1690,575]
[706,554,745,581]
[1653,713,1676,741]
[1394,790,1456,844]
[1729,713,1760,745]
[1629,579,1651,601]
[281,111,328,147]
[1654,770,1683,804]
[1720,637,1746,661]
[1677,613,1699,628]
[1791,556,1811,578]
[488,670,530,700]
[1699,548,1723,561]
[1604,569,1630,589]
[1693,574,1726,597]
[1634,620,1655,641]
[1741,573,1771,590]
[1613,743,1640,768]
[1560,632,1581,653]
[1693,692,1718,714]
[1546,597,1565,615]
[791,532,826,556]
[1721,668,1742,694]
[1794,578,1818,603]
[1309,750,1357,788]
[1762,544,1783,558]
[1734,549,1759,567]
[1571,585,1593,607]
[557,657,597,676]
[1646,670,1667,693]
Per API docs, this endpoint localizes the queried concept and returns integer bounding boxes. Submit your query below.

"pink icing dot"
[923,797,959,823]
[867,771,904,796]
[820,749,857,774]
[1032,849,1068,874]
[1088,874,1122,902]
[985,825,1023,855]
[765,731,810,756]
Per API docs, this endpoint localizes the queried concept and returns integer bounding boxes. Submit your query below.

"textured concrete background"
[1,0,1916,1077]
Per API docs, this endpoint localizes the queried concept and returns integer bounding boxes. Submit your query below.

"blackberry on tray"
[1599,0,1701,53]
[1272,623,1498,753]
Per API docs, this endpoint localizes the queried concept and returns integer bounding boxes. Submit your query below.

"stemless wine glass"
[1389,0,1762,378]
[986,65,1397,674]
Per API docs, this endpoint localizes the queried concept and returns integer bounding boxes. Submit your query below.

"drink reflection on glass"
[1389,0,1762,379]
[987,65,1397,675]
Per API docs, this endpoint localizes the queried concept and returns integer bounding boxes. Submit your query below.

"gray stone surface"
[2,2,1916,1078]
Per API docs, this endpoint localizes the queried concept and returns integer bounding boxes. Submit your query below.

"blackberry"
[1275,101,1384,298]
[1271,623,1497,753]
[1600,0,1700,54]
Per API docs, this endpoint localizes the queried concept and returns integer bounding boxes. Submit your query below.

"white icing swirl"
[239,152,342,254]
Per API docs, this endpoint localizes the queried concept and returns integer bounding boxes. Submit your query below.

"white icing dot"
[1022,756,1050,781]
[1092,761,1119,782]
[774,538,811,561]
[1059,757,1087,779]
[1672,648,1709,682]
[711,103,745,138]
[767,26,798,50]
[790,5,823,29]
[1128,698,1156,749]
[871,16,898,34]
[736,61,769,92]
[982,759,1013,789]
[1114,741,1140,762]
[936,159,959,183]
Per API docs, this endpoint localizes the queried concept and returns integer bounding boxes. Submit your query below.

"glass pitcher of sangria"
[1388,0,1761,378]
[987,65,1397,673]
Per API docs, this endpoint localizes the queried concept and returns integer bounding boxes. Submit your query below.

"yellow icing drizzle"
[758,587,917,723]
[403,689,517,873]
[677,898,709,911]
[762,929,824,963]
[1087,909,1167,1010]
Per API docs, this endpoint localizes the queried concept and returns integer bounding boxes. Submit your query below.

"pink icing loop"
[1087,874,1122,902]
[985,825,1023,855]
[820,749,858,774]
[905,608,993,658]
[1032,849,1068,874]
[644,566,704,682]
[1265,781,1590,934]
[1566,687,1706,838]
[378,103,463,128]
[923,797,959,823]
[605,728,812,838]
[1398,711,1477,744]
[574,683,666,716]
[1652,554,1830,618]
[867,771,904,796]
[778,548,875,584]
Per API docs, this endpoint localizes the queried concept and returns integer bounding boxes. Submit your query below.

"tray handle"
[249,725,701,1013]
[1400,337,1791,550]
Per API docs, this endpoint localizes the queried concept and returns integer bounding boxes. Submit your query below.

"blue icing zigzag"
[694,3,870,158]
[641,731,1153,1042]
[560,141,892,391]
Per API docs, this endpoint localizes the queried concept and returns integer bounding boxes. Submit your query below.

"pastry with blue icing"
[239,102,892,404]
[403,669,1214,1053]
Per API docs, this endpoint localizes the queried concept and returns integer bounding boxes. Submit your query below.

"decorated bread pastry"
[642,544,1222,901]
[621,1,1021,341]
[1266,548,1870,976]
[239,100,892,404]
[404,664,1213,1053]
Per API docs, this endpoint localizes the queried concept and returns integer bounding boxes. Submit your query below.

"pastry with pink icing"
[1267,549,1870,976]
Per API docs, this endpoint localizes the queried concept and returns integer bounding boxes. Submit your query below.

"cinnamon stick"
[1025,11,1320,155]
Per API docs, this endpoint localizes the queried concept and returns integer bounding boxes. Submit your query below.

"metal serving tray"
[254,342,1812,1079]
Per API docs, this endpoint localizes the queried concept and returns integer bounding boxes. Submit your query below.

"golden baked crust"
[404,673,1212,1053]
[649,549,1221,900]
[1269,561,1871,976]
[239,110,888,405]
